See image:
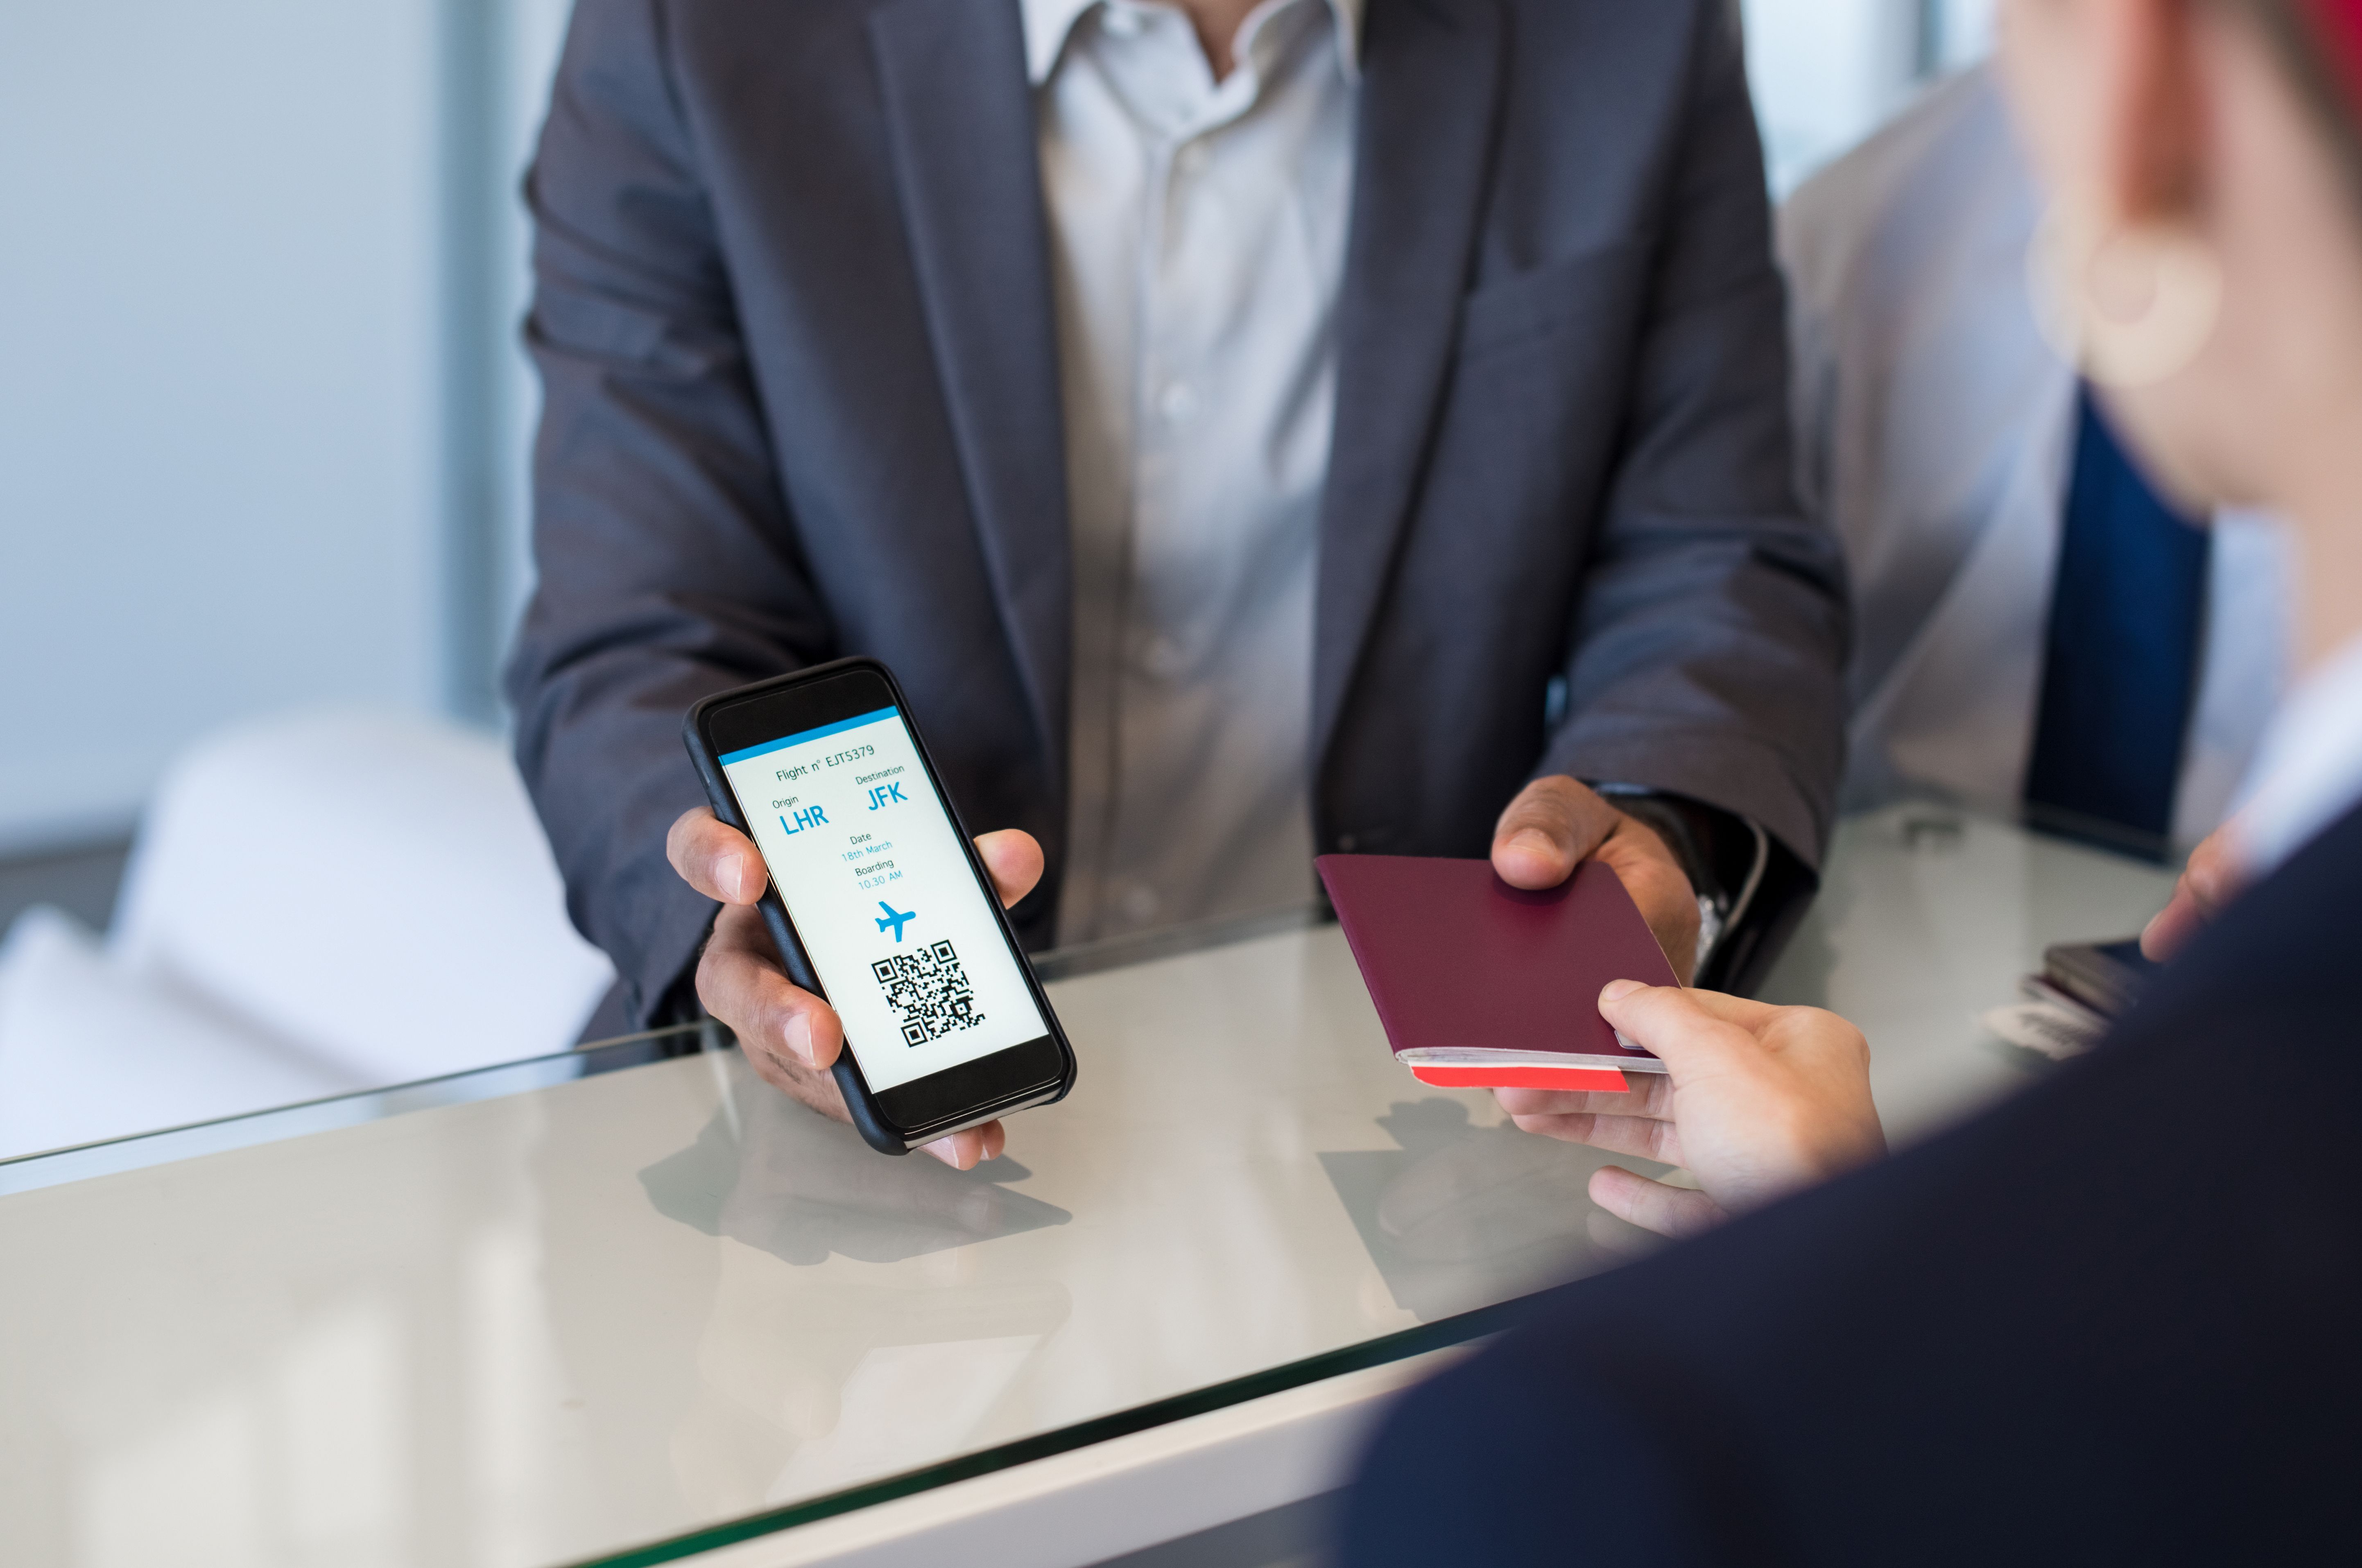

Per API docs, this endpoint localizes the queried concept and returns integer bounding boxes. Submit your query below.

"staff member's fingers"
[1495,1072,1676,1124]
[2141,823,2242,960]
[668,807,767,904]
[1502,1109,1686,1168]
[1643,985,1787,1031]
[1595,978,1758,1073]
[1494,987,1779,1132]
[1589,1166,1727,1239]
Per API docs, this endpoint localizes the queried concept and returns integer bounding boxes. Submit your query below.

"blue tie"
[2022,389,2211,858]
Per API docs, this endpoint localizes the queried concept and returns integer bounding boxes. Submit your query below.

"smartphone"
[682,657,1076,1155]
[2040,937,2162,1020]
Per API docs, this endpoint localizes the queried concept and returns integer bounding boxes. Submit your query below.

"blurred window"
[1743,0,1996,196]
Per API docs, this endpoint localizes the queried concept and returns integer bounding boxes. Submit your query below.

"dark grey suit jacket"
[508,0,1849,1026]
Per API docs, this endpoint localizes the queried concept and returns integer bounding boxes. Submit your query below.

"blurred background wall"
[0,0,568,859]
[0,0,1994,873]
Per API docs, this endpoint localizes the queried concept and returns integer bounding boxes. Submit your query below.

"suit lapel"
[1312,0,1505,769]
[869,0,1072,783]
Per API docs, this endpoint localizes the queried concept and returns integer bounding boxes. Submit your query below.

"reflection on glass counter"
[1319,1098,1658,1322]
[0,806,2178,1568]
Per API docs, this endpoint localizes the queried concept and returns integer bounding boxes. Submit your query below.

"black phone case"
[681,656,1076,1155]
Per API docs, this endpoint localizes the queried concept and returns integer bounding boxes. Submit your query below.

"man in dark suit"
[1340,0,2362,1552]
[506,0,1847,1160]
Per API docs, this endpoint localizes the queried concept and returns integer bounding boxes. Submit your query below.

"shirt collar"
[2232,629,2362,875]
[1020,0,1364,86]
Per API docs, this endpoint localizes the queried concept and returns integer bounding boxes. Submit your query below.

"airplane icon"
[876,901,916,942]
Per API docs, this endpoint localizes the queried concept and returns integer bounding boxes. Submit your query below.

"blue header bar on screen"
[717,707,898,767]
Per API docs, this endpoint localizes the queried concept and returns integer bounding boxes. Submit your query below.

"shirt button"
[1337,834,1358,852]
[1101,5,1143,37]
[1157,380,1198,420]
[1174,142,1207,178]
[1120,883,1160,922]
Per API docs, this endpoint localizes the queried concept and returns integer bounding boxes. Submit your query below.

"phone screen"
[717,704,1050,1093]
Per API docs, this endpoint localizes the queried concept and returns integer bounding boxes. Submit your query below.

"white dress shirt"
[1780,65,2293,850]
[1024,0,1360,945]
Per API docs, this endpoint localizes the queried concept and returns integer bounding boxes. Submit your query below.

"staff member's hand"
[665,807,1046,1170]
[1498,982,1885,1239]
[1490,776,1701,981]
[2141,822,2244,960]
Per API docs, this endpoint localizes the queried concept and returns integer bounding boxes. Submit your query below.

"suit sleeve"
[504,0,836,1026]
[1336,1332,1726,1568]
[1537,2,1849,868]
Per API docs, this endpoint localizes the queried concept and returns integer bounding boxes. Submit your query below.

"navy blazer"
[507,0,1848,1024]
[1341,803,2362,1564]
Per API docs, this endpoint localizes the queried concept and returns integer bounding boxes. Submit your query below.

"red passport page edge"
[1315,854,1681,1094]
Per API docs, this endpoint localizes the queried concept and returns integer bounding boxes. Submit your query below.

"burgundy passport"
[1315,855,1679,1094]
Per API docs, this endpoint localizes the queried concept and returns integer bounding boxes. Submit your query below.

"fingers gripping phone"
[683,658,1076,1155]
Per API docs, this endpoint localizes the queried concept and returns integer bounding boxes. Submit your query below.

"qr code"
[872,939,985,1046]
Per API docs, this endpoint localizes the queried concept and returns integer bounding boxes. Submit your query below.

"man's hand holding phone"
[667,807,1045,1171]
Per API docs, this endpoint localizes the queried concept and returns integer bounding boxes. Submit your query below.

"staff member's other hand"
[665,807,1046,1170]
[1491,776,1701,981]
[1498,983,1885,1239]
[2141,822,2244,960]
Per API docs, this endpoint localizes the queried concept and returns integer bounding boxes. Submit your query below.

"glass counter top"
[0,806,2179,1568]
